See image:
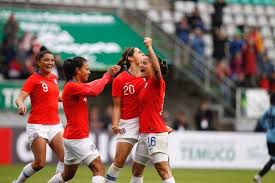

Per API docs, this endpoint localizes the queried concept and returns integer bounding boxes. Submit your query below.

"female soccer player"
[106,47,145,183]
[130,38,176,183]
[48,56,120,183]
[13,46,64,183]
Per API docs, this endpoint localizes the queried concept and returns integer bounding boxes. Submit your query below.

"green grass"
[0,164,274,183]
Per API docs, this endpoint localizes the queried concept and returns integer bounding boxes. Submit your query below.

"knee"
[113,158,126,168]
[32,160,45,171]
[92,164,105,176]
[155,165,171,180]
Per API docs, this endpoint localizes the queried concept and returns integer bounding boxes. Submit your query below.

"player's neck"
[73,76,82,83]
[128,65,140,77]
[38,70,51,78]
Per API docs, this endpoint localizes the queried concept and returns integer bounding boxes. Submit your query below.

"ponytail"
[35,46,52,62]
[114,47,135,77]
[158,57,168,77]
[63,58,74,82]
[63,56,87,83]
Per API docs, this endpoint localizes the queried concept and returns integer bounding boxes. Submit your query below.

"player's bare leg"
[49,131,65,173]
[88,156,105,183]
[106,142,134,182]
[14,137,47,183]
[154,161,175,183]
[130,161,145,183]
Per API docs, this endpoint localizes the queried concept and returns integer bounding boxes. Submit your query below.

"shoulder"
[49,73,58,80]
[115,71,127,79]
[64,81,75,89]
[114,71,127,83]
[28,73,39,80]
[24,73,39,84]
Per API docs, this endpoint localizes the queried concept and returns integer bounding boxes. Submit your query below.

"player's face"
[140,56,153,77]
[131,48,143,66]
[78,62,90,82]
[37,53,54,74]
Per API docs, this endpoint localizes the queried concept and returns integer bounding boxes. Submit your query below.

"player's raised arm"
[144,37,162,80]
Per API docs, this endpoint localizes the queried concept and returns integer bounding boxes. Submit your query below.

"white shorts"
[64,138,100,165]
[135,132,169,165]
[26,123,63,146]
[117,117,139,145]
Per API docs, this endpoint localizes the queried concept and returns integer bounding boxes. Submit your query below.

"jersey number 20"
[123,84,135,95]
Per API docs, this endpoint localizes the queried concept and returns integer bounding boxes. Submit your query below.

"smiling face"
[76,61,90,83]
[140,55,153,77]
[37,53,54,75]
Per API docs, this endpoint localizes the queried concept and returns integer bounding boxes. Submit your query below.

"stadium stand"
[1,0,275,130]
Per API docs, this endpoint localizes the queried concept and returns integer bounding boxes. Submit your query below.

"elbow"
[94,93,100,97]
[91,91,101,97]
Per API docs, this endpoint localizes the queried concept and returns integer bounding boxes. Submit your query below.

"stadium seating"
[143,1,275,62]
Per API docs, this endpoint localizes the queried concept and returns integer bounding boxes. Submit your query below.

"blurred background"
[0,0,275,182]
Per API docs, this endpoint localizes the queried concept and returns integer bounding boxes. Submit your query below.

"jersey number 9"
[41,82,48,92]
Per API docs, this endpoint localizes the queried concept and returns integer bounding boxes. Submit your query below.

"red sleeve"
[112,77,123,97]
[22,75,35,94]
[147,77,165,88]
[70,73,111,97]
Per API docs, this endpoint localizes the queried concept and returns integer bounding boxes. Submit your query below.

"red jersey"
[22,73,59,125]
[139,77,168,133]
[112,71,144,119]
[63,73,111,139]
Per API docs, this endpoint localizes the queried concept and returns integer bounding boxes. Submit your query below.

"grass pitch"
[0,164,274,183]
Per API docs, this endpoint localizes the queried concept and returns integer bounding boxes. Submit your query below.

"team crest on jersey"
[83,97,87,102]
[53,79,58,84]
[120,128,126,134]
[144,82,148,88]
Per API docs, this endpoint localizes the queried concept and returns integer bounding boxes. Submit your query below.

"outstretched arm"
[86,72,113,96]
[86,65,121,96]
[72,65,121,97]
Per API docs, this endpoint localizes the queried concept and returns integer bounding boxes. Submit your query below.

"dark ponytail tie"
[40,45,48,52]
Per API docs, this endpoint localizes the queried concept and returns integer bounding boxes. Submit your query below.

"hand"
[112,126,122,134]
[144,37,152,48]
[108,65,121,76]
[18,104,26,116]
[167,126,174,134]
